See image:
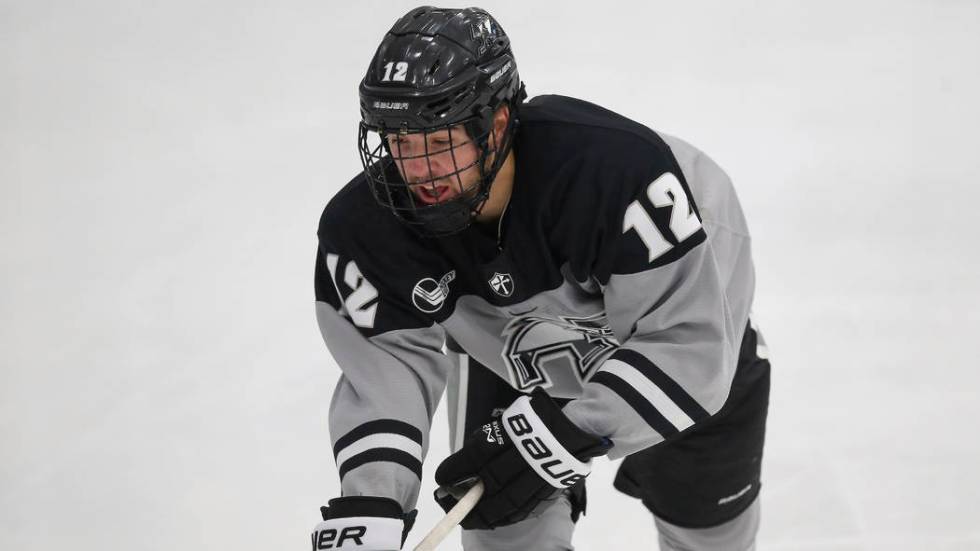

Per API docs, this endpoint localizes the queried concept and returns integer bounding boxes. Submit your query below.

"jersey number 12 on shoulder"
[623,172,703,263]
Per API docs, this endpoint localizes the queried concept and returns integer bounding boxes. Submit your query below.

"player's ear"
[490,104,510,150]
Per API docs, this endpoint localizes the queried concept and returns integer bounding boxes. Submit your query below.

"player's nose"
[401,156,435,181]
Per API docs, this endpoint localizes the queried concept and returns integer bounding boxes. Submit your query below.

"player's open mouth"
[412,183,455,205]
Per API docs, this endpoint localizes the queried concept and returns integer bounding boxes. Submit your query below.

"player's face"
[387,126,482,206]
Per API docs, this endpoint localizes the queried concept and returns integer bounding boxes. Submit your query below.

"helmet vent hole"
[452,88,470,105]
[427,97,451,109]
[426,59,442,77]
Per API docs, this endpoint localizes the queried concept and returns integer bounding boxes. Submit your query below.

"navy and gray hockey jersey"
[314,95,760,512]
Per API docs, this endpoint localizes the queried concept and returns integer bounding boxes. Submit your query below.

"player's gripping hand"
[434,389,610,529]
[311,496,417,550]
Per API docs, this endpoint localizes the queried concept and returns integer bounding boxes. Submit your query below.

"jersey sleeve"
[562,141,749,460]
[314,235,451,511]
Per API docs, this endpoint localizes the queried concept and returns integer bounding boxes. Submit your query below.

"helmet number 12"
[623,172,703,263]
[381,61,409,82]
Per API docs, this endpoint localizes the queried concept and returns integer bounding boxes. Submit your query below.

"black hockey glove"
[434,389,610,529]
[311,496,416,550]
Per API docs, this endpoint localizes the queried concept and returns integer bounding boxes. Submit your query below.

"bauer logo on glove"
[503,402,592,488]
[311,496,416,550]
[433,389,611,529]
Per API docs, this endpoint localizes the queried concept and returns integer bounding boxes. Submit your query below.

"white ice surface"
[2,1,979,549]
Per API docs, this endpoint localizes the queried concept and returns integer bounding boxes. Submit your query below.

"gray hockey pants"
[460,493,760,551]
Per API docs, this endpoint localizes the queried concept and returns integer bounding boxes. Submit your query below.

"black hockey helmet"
[357,6,525,236]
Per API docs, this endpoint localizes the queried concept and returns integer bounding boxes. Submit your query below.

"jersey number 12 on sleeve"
[325,253,378,329]
[622,172,703,263]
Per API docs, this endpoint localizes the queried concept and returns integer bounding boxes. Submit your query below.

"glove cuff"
[317,496,417,549]
[322,495,405,521]
[528,389,610,458]
[501,390,608,489]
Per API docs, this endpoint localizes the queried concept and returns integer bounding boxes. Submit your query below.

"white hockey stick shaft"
[412,480,485,551]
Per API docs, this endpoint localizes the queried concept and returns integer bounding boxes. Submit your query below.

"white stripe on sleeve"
[601,359,696,432]
[334,433,423,468]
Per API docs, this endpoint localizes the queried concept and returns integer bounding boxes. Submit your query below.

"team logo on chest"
[488,272,514,297]
[501,311,619,392]
[412,270,456,313]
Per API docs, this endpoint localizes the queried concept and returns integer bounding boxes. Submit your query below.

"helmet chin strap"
[493,194,511,249]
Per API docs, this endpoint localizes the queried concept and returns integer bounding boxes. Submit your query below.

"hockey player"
[311,6,770,551]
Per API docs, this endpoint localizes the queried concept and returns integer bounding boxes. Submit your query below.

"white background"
[3,1,979,549]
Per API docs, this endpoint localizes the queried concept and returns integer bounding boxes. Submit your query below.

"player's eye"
[387,138,409,151]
